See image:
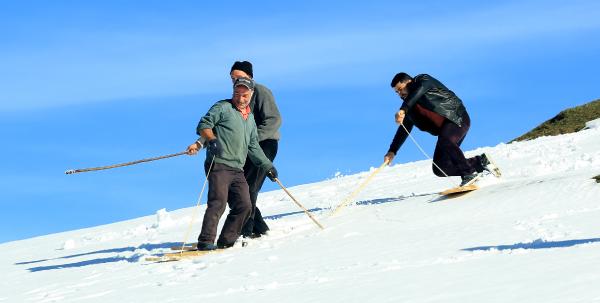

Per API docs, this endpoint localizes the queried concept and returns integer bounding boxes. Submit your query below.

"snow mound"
[59,239,77,250]
[151,208,175,229]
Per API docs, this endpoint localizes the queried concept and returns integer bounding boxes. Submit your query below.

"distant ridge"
[513,98,600,142]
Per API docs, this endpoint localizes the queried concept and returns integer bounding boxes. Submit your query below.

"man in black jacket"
[229,61,282,238]
[384,72,500,186]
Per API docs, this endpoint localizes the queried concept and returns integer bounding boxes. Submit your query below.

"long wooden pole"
[274,178,324,230]
[330,160,389,216]
[65,151,188,174]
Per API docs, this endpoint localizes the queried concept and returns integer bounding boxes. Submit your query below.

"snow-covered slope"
[2,120,600,303]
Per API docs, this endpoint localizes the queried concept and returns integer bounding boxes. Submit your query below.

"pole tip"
[65,169,75,175]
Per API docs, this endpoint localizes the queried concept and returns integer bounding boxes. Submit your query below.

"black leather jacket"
[400,74,467,127]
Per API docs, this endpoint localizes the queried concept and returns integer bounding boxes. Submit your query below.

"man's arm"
[255,86,282,141]
[385,119,414,163]
[188,102,221,155]
[400,75,433,112]
[196,102,223,136]
[199,128,216,141]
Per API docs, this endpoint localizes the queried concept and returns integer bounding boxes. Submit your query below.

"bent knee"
[432,165,446,177]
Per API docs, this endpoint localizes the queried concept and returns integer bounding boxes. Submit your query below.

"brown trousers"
[432,111,483,177]
[198,163,252,246]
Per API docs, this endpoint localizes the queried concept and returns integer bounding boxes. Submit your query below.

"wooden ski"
[440,184,478,196]
[145,249,226,262]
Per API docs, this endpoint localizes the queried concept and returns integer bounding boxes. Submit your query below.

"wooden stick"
[65,151,188,174]
[274,178,325,230]
[330,160,389,216]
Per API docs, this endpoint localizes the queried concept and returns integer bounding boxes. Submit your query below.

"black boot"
[197,242,217,251]
[480,153,501,177]
[216,241,235,249]
[460,172,482,187]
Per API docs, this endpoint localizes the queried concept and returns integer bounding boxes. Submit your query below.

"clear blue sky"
[1,0,599,243]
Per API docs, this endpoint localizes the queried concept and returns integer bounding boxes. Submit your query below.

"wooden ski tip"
[440,184,478,196]
[145,256,181,262]
[170,245,197,251]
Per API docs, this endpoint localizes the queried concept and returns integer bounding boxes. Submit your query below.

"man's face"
[393,80,411,100]
[232,85,253,109]
[230,70,251,83]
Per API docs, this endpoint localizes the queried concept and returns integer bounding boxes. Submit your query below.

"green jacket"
[197,99,272,171]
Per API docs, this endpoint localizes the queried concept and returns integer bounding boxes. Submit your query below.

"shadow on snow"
[462,238,600,252]
[18,242,182,272]
[264,192,437,220]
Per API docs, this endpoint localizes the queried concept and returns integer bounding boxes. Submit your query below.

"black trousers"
[240,139,278,236]
[198,163,252,246]
[432,112,484,177]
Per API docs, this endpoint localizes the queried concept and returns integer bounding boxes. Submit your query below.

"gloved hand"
[266,166,278,182]
[207,139,223,157]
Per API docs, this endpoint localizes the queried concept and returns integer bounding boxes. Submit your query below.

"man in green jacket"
[229,61,282,238]
[187,77,278,250]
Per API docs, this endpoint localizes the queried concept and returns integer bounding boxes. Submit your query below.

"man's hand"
[207,139,223,157]
[266,166,278,182]
[186,142,201,155]
[384,152,395,165]
[395,109,406,125]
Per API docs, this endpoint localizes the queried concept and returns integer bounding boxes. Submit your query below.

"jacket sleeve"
[400,75,434,112]
[388,118,414,155]
[197,102,222,135]
[255,87,282,141]
[247,124,273,170]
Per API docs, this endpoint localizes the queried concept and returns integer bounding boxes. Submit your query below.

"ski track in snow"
[2,120,600,302]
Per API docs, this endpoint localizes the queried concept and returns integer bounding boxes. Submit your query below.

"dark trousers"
[240,139,278,236]
[432,112,483,177]
[198,162,252,246]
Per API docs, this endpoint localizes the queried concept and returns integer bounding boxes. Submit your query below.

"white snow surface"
[2,127,600,303]
[585,117,600,129]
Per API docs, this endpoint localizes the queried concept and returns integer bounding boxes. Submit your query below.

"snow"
[585,117,600,129]
[2,125,600,302]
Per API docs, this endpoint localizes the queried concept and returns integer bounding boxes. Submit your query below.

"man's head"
[232,77,255,109]
[390,72,413,99]
[230,61,254,83]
